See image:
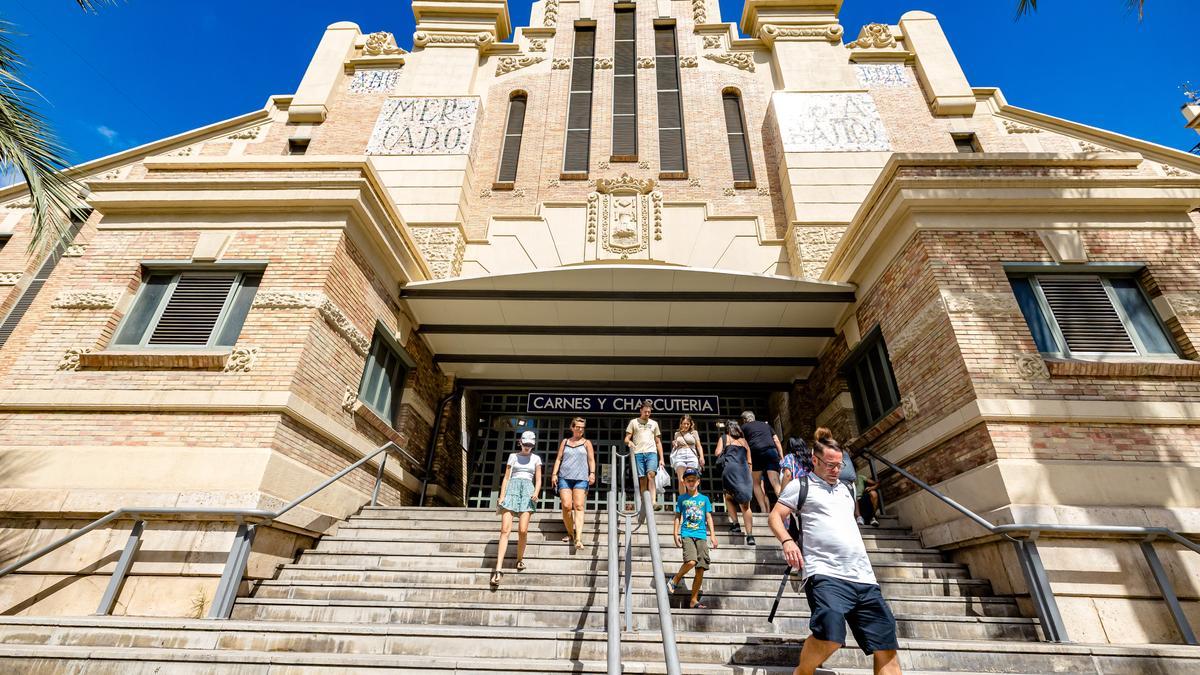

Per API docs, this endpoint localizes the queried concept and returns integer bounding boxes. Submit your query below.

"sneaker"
[745,535,756,546]
[870,518,880,527]
[856,516,865,526]
[729,523,742,534]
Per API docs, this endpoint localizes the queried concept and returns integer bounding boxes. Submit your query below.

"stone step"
[273,564,996,596]
[251,579,1023,617]
[229,598,1040,641]
[2,617,1197,674]
[289,551,972,579]
[308,537,947,564]
[334,526,928,549]
[344,517,914,539]
[355,507,903,528]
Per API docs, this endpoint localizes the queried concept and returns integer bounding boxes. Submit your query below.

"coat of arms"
[586,173,663,259]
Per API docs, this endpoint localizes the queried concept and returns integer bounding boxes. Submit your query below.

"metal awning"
[400,265,855,386]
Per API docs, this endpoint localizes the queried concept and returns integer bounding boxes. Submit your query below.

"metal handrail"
[0,441,406,619]
[860,447,1199,645]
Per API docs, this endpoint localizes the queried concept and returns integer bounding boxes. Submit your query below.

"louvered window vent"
[114,270,261,348]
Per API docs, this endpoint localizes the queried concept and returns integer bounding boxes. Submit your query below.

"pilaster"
[289,22,362,123]
[898,11,975,116]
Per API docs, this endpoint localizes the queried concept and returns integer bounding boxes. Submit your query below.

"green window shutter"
[497,95,527,183]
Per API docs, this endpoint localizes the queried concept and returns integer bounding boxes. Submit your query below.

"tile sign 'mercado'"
[527,393,722,416]
[367,97,479,155]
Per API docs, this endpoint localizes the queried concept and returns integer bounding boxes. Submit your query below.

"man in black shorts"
[767,441,901,675]
[739,411,784,514]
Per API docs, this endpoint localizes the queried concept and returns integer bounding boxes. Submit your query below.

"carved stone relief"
[1014,353,1050,381]
[410,225,466,279]
[57,347,92,372]
[846,23,896,49]
[552,58,571,69]
[691,0,707,24]
[318,301,371,356]
[253,291,325,309]
[412,31,494,49]
[759,24,844,45]
[364,31,406,56]
[595,58,613,70]
[704,52,755,72]
[1162,163,1191,177]
[342,386,359,412]
[1003,120,1041,134]
[637,57,655,69]
[678,56,698,68]
[900,394,919,419]
[529,39,546,52]
[775,93,891,152]
[940,290,1020,317]
[226,125,265,141]
[51,290,121,310]
[367,97,479,155]
[702,35,722,50]
[887,298,947,358]
[253,290,369,356]
[496,56,545,76]
[223,346,259,373]
[585,173,662,259]
[0,272,22,285]
[543,0,559,27]
[63,244,87,257]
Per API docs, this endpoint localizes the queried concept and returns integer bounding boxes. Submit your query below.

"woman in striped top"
[550,417,596,549]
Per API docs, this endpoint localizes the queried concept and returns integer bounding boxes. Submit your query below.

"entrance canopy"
[400,265,855,387]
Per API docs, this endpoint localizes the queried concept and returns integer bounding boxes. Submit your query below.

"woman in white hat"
[491,429,543,587]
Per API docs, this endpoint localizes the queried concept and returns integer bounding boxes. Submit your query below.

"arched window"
[497,93,527,184]
[722,90,753,184]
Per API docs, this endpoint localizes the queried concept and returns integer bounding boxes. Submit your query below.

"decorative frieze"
[855,64,910,88]
[513,187,527,198]
[552,58,571,70]
[63,244,87,257]
[367,97,479,155]
[598,160,610,170]
[688,178,701,187]
[547,178,560,187]
[253,291,325,309]
[223,346,259,373]
[594,57,613,70]
[479,187,492,198]
[1163,292,1200,316]
[0,272,22,286]
[496,56,545,76]
[51,290,121,310]
[412,31,494,50]
[1078,140,1111,153]
[57,347,92,372]
[586,193,599,243]
[364,31,406,56]
[529,39,546,52]
[760,24,844,45]
[318,300,370,356]
[703,35,722,50]
[678,56,698,68]
[638,161,650,169]
[757,186,770,196]
[704,52,755,72]
[1014,353,1050,381]
[847,23,896,49]
[775,93,890,152]
[940,290,1020,317]
[1161,163,1190,177]
[168,146,195,158]
[637,57,655,69]
[1003,120,1041,134]
[691,0,707,24]
[349,69,401,94]
[543,0,559,27]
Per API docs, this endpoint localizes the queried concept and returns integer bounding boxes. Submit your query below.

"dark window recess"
[0,216,85,348]
[1009,273,1178,358]
[654,25,686,173]
[497,94,528,183]
[563,26,596,173]
[113,270,261,348]
[722,92,753,183]
[288,138,310,155]
[843,328,901,431]
[952,133,980,153]
[612,8,637,158]
[0,234,10,253]
[358,332,410,426]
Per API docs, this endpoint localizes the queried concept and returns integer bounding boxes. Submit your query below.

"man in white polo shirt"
[767,440,901,675]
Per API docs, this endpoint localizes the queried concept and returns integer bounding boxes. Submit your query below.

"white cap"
[520,430,537,446]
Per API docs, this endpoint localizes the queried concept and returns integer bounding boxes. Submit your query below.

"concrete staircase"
[0,506,1197,673]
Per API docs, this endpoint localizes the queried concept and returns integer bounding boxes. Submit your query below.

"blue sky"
[4,0,1198,166]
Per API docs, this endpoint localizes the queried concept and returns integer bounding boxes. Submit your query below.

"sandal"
[575,538,585,550]
[689,601,708,609]
[489,571,502,587]
[516,560,527,571]
[561,536,572,543]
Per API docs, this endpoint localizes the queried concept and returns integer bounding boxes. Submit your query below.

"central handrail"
[0,441,407,619]
[860,447,1199,645]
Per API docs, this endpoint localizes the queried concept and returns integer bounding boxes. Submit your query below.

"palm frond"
[75,1,117,13]
[0,22,82,254]
[1019,0,1145,20]
[1016,0,1038,17]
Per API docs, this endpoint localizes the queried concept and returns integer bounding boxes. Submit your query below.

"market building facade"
[0,0,1198,646]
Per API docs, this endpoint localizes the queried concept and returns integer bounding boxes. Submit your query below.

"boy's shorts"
[681,536,710,570]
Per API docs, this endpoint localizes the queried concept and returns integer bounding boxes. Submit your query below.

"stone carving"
[367,97,479,156]
[1003,120,1041,134]
[637,57,656,69]
[704,52,755,72]
[691,0,707,24]
[688,178,701,187]
[342,386,359,412]
[496,55,545,76]
[887,298,946,358]
[847,23,895,49]
[226,125,264,140]
[51,290,120,310]
[1163,292,1200,316]
[638,161,650,169]
[413,31,494,49]
[703,35,722,50]
[349,69,401,94]
[791,226,846,281]
[1015,353,1050,381]
[169,146,195,157]
[855,64,910,88]
[900,394,919,419]
[679,56,698,68]
[552,58,571,69]
[587,178,596,187]
[586,173,662,257]
[722,187,736,196]
[364,31,406,56]
[63,243,87,257]
[409,225,466,279]
[95,168,121,180]
[57,347,92,372]
[1161,163,1190,177]
[5,199,31,209]
[775,93,891,152]
[529,39,546,52]
[543,0,559,27]
[757,186,770,196]
[0,272,22,285]
[594,58,613,70]
[253,291,324,309]
[598,161,610,170]
[941,290,1019,317]
[513,187,527,198]
[319,300,370,357]
[479,187,492,198]
[1078,140,1110,153]
[760,24,844,45]
[223,346,258,373]
[547,178,560,187]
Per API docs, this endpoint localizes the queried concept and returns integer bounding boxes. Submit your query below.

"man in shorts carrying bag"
[767,441,902,675]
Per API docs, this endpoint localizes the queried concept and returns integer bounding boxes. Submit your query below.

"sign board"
[367,97,479,155]
[527,393,721,416]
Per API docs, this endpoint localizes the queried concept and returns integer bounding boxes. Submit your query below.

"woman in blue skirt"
[491,430,543,587]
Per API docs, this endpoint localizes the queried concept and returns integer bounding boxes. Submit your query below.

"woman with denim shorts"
[491,430,542,587]
[669,415,705,495]
[550,417,595,549]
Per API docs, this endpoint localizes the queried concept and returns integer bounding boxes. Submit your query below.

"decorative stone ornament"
[226,126,264,141]
[941,290,1020,316]
[703,35,722,50]
[529,39,546,52]
[847,23,896,49]
[678,56,698,68]
[704,52,755,72]
[552,58,571,69]
[252,291,368,356]
[1003,120,1041,134]
[759,24,844,46]
[364,31,406,56]
[223,346,259,373]
[1161,163,1190,177]
[637,57,655,69]
[594,58,613,70]
[0,272,22,286]
[900,394,919,419]
[253,291,324,309]
[57,347,92,372]
[585,173,663,259]
[1014,353,1050,381]
[496,56,545,76]
[318,301,370,357]
[342,387,359,412]
[543,0,559,27]
[63,244,87,257]
[51,290,121,310]
[412,31,494,50]
[691,0,707,24]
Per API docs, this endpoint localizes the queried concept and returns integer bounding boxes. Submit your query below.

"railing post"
[607,450,621,673]
[208,522,257,619]
[371,451,389,507]
[1012,536,1068,643]
[1140,538,1198,645]
[641,486,681,675]
[95,519,144,616]
[623,449,639,633]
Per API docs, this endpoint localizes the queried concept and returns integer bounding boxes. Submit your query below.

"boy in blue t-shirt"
[670,467,718,609]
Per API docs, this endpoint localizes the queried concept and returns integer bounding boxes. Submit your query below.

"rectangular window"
[563,25,596,174]
[722,92,753,184]
[0,234,10,253]
[358,331,410,425]
[1008,273,1178,358]
[654,24,686,174]
[612,7,637,159]
[113,270,261,348]
[952,133,980,153]
[496,94,528,184]
[843,328,901,431]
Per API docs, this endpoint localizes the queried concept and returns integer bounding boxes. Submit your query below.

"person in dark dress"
[740,411,784,514]
[715,420,756,545]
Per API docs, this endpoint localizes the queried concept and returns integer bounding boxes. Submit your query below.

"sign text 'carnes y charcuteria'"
[527,393,721,416]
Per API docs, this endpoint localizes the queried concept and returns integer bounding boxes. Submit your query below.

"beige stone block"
[784,151,891,168]
[789,184,874,204]
[191,231,232,262]
[785,167,887,186]
[386,186,466,204]
[1056,596,1110,644]
[396,203,463,224]
[10,573,107,617]
[374,170,469,188]
[898,11,975,115]
[370,155,471,171]
[119,575,222,619]
[1094,597,1194,644]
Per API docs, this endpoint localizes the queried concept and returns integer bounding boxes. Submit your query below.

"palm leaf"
[0,22,82,254]
[1018,0,1145,19]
